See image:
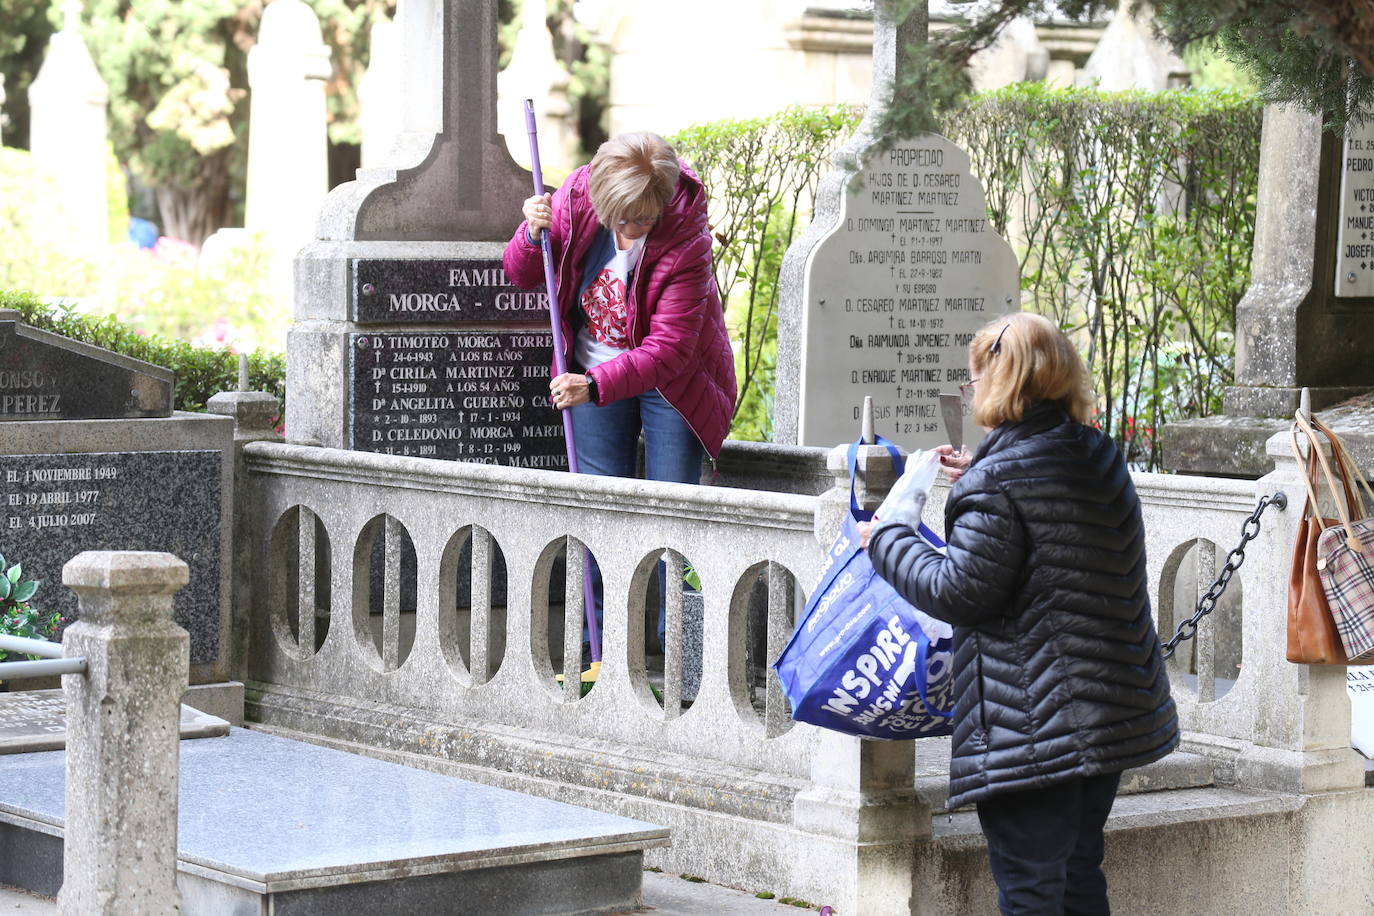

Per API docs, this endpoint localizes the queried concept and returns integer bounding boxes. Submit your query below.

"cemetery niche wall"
[0,310,233,683]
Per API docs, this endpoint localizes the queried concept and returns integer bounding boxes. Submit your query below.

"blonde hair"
[587,132,680,229]
[970,313,1093,427]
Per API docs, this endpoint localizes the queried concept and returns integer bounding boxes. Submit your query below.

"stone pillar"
[800,433,924,916]
[58,551,190,916]
[208,370,283,680]
[1234,434,1367,793]
[27,0,110,254]
[1164,106,1374,476]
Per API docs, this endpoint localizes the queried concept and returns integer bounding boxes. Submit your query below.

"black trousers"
[975,771,1122,916]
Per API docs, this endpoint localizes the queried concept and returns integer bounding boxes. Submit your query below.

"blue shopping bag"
[773,437,955,740]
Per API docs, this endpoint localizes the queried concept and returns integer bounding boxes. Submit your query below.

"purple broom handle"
[524,99,602,665]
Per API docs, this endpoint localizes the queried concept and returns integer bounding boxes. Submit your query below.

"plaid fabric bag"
[1295,412,1374,662]
[1317,518,1374,661]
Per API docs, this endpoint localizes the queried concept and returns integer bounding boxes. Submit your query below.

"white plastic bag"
[875,449,941,531]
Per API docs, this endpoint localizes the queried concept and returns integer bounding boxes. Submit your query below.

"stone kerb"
[59,551,190,916]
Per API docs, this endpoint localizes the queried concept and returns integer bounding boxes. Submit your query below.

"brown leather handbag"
[1287,414,1369,664]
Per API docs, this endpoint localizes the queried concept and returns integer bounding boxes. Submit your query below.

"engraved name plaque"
[348,331,568,469]
[351,258,548,324]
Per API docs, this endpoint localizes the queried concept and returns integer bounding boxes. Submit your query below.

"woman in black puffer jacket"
[864,313,1178,916]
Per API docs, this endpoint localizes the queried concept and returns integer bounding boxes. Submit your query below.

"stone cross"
[318,0,532,242]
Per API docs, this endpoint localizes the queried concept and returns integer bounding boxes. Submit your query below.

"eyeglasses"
[959,378,979,405]
[616,216,658,228]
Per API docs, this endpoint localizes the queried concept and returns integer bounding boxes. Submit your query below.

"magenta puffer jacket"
[502,161,737,458]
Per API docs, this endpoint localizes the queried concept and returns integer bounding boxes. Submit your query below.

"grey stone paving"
[0,872,826,914]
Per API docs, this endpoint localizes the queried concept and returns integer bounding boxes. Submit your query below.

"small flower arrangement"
[0,553,59,662]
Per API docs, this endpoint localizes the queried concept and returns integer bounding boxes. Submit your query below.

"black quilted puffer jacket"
[869,401,1179,809]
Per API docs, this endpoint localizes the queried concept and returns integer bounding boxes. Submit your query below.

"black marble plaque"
[0,317,173,420]
[0,451,222,663]
[348,331,569,469]
[351,259,548,324]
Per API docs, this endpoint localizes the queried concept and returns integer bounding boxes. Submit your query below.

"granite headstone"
[0,310,173,420]
[797,135,1018,452]
[0,450,222,663]
[351,258,547,323]
[346,258,566,469]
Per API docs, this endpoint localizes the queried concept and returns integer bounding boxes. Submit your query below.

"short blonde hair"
[970,312,1093,428]
[587,132,680,229]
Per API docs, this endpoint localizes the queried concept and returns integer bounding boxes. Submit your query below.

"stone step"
[915,736,1217,812]
[0,727,669,916]
[932,783,1301,845]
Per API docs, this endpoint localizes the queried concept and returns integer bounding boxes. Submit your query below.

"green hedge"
[672,104,863,441]
[677,88,1261,469]
[0,289,286,416]
[943,84,1262,469]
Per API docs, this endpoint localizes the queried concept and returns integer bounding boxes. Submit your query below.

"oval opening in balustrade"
[352,514,418,674]
[267,505,331,660]
[1159,537,1243,703]
[438,525,509,686]
[628,547,705,719]
[728,560,801,737]
[532,535,603,702]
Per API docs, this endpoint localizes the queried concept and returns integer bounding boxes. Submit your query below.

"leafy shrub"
[676,89,1260,469]
[1,145,288,354]
[0,288,286,415]
[672,105,863,441]
[943,85,1262,468]
[0,553,57,662]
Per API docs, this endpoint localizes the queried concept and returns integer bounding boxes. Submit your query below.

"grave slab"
[0,689,228,755]
[0,727,668,915]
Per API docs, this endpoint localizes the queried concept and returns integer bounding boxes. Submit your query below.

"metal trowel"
[939,393,964,455]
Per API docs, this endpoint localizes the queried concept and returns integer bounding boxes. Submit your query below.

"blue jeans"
[976,771,1122,915]
[568,389,705,649]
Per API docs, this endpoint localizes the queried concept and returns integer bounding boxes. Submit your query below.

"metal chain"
[1160,492,1288,661]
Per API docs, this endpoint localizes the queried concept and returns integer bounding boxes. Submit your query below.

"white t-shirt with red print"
[575,235,645,371]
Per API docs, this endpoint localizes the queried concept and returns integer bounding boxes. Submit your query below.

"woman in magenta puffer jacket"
[503,131,736,653]
[504,131,736,473]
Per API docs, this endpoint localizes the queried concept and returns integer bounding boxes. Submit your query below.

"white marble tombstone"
[496,0,576,173]
[245,0,331,253]
[360,19,404,169]
[27,1,110,254]
[795,135,1019,453]
[1081,1,1188,91]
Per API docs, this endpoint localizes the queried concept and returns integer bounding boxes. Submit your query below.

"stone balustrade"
[237,432,1362,911]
